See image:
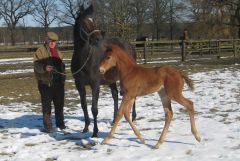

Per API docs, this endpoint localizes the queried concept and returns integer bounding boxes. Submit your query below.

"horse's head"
[78,4,103,45]
[99,45,118,74]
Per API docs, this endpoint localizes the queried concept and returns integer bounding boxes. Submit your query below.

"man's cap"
[47,32,59,41]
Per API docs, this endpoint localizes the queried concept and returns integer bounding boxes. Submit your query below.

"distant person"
[33,32,66,133]
[180,28,190,48]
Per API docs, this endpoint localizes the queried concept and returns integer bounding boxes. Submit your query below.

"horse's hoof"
[82,128,89,133]
[92,133,98,138]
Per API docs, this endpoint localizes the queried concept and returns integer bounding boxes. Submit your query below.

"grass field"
[0,50,239,108]
[0,50,240,161]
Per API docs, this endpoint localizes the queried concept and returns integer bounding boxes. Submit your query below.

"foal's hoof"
[154,144,160,149]
[195,134,201,142]
[101,138,109,145]
[140,138,145,144]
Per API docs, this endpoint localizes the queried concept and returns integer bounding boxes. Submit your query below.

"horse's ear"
[84,3,94,15]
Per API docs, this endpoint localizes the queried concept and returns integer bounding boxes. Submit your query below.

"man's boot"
[43,113,53,133]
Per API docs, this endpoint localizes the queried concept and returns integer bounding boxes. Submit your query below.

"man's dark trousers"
[38,82,65,131]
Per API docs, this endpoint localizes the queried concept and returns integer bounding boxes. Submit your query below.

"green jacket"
[33,45,65,85]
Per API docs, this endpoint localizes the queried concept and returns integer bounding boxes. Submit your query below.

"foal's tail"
[181,72,194,91]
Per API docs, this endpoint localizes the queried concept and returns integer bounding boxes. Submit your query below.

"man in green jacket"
[34,32,66,133]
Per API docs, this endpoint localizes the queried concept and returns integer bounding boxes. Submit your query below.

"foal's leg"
[155,89,173,149]
[109,83,118,124]
[175,95,201,142]
[75,80,90,133]
[124,99,145,143]
[102,98,132,144]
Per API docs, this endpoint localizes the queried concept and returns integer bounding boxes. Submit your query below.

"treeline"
[0,0,240,45]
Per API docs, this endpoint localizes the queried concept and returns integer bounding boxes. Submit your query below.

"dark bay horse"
[99,42,201,148]
[71,5,136,137]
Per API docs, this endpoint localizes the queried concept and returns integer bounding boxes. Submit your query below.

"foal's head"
[99,46,118,74]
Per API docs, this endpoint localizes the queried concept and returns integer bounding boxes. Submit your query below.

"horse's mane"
[101,37,137,60]
[102,38,128,50]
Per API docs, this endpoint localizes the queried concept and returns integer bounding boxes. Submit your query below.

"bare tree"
[130,0,151,36]
[149,0,168,40]
[58,0,83,26]
[33,0,58,34]
[0,0,34,45]
[212,0,240,38]
[183,0,234,38]
[96,0,134,39]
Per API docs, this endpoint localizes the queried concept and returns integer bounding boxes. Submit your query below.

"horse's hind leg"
[124,99,144,143]
[155,89,173,149]
[75,80,90,133]
[175,95,201,142]
[109,83,118,124]
[132,101,137,122]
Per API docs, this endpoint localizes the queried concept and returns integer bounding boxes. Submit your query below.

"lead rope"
[53,45,94,76]
[53,28,100,76]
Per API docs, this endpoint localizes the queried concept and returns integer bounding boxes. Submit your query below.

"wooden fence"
[1,39,240,64]
[131,39,240,63]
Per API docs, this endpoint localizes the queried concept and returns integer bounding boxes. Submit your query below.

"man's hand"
[46,65,53,72]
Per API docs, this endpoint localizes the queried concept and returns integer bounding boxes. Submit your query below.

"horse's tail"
[181,72,194,91]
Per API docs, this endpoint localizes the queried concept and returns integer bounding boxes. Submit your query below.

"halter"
[53,28,101,76]
[80,27,101,42]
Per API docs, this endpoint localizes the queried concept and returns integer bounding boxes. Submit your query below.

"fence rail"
[131,39,240,63]
[0,39,240,64]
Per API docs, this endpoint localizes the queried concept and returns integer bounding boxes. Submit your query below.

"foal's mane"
[103,38,136,62]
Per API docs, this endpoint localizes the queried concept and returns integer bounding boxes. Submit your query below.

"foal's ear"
[103,44,113,52]
[105,47,112,54]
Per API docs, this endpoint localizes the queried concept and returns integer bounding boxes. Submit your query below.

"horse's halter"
[79,17,101,43]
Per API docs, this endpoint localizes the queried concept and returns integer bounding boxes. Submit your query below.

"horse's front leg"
[75,79,90,133]
[109,83,118,124]
[101,98,132,144]
[91,83,100,137]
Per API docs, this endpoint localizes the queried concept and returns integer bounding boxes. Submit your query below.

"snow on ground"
[0,58,71,75]
[0,58,33,64]
[0,66,240,161]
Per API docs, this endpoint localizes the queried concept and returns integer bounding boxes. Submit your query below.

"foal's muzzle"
[99,67,105,74]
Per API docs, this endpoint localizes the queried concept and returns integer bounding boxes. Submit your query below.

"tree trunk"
[238,26,240,38]
[10,27,16,46]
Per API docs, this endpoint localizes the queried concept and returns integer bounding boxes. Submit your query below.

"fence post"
[143,41,147,64]
[233,39,236,59]
[181,40,185,61]
[208,40,211,54]
[217,40,221,58]
[200,42,203,56]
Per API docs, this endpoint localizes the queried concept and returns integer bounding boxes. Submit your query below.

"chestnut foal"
[99,44,201,148]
